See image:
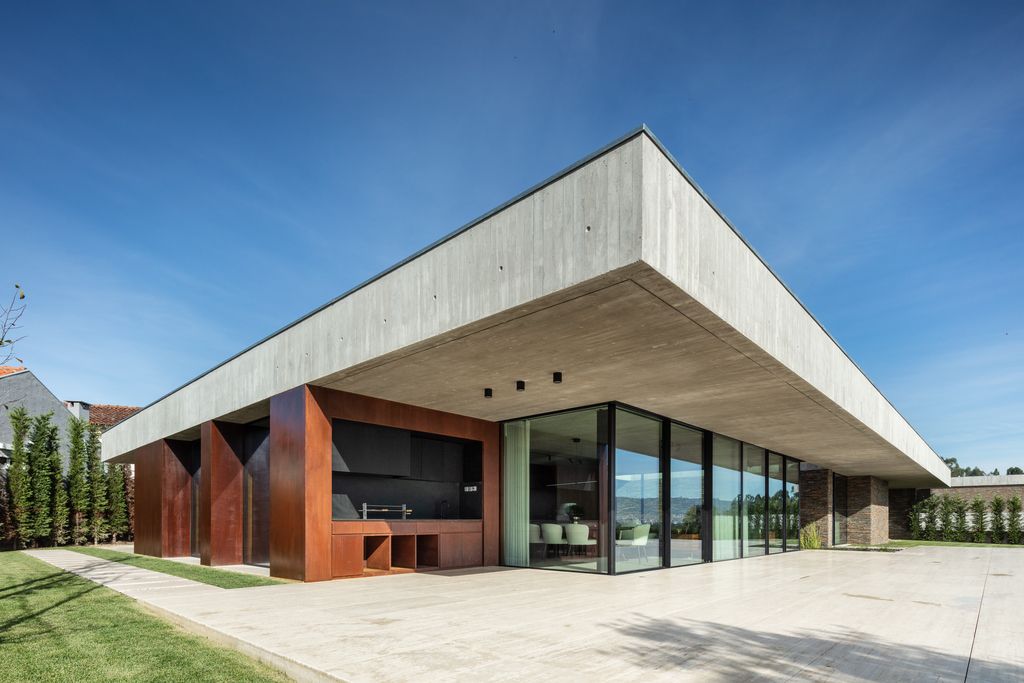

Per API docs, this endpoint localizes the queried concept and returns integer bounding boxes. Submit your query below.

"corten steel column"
[133,439,193,557]
[269,385,332,581]
[199,421,245,566]
[481,423,500,566]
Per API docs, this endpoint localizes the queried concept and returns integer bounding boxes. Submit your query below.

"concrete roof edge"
[107,125,651,437]
[637,126,948,481]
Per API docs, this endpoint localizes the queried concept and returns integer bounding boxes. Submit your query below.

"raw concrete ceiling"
[315,266,942,488]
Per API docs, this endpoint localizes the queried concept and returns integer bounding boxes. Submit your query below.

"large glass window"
[503,407,610,573]
[504,403,802,570]
[743,444,766,557]
[614,409,662,573]
[833,473,848,545]
[669,424,703,566]
[786,459,801,550]
[712,435,742,561]
[767,453,785,554]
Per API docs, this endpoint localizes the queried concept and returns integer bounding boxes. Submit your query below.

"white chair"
[564,523,596,557]
[529,523,543,544]
[615,523,652,562]
[541,523,567,557]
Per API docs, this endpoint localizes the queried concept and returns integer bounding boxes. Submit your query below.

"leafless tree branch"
[1,284,27,366]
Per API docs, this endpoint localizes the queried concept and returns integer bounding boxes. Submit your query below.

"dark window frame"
[501,401,802,574]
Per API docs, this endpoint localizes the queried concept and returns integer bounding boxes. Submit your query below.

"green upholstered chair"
[615,523,652,561]
[564,523,597,556]
[541,523,567,557]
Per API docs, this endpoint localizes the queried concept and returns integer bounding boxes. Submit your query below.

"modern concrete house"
[102,127,949,581]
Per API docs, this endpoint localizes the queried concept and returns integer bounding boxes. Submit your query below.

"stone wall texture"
[889,488,917,540]
[847,476,889,545]
[930,485,1024,505]
[799,468,833,547]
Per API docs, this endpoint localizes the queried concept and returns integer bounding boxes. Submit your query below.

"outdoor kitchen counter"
[330,520,483,577]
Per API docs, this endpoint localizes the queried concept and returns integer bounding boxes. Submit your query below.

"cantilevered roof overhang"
[103,127,949,489]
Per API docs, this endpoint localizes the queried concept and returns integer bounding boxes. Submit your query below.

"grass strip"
[882,539,1024,549]
[66,546,282,589]
[0,551,287,682]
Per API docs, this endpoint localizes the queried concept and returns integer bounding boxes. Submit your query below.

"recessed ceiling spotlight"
[516,380,526,392]
[484,388,493,398]
[553,371,563,384]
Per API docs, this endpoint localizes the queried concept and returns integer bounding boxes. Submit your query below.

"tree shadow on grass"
[0,556,145,645]
[600,614,1017,682]
[0,569,71,598]
[0,572,104,643]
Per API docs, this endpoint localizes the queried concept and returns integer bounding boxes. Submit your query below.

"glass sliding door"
[712,435,742,561]
[614,409,662,573]
[767,453,785,554]
[743,445,766,557]
[669,424,703,566]
[502,406,610,573]
[786,459,801,551]
[833,473,848,545]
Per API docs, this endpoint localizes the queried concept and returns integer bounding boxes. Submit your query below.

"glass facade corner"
[501,402,802,574]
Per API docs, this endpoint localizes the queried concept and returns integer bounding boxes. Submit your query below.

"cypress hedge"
[1,410,133,549]
[909,493,1023,544]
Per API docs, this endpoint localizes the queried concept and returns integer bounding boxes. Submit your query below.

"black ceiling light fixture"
[553,371,563,384]
[516,380,526,392]
[484,388,493,398]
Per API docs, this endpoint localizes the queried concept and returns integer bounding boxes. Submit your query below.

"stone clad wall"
[799,468,833,547]
[848,476,889,545]
[891,482,1024,540]
[931,485,1024,505]
[889,488,917,539]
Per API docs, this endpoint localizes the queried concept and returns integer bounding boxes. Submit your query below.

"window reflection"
[743,444,766,557]
[768,453,785,554]
[615,410,663,573]
[502,403,802,570]
[527,408,609,573]
[712,435,742,561]
[670,424,703,566]
[786,459,801,550]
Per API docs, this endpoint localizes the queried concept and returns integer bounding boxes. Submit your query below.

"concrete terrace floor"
[25,545,1024,683]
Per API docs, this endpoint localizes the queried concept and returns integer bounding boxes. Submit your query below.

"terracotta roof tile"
[0,366,27,377]
[88,404,142,428]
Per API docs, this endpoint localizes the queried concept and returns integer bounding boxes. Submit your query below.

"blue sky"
[2,2,1022,472]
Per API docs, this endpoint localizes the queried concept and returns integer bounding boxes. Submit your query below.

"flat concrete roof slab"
[27,546,1024,682]
[102,128,947,487]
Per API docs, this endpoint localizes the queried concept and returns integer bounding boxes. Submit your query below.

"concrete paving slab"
[23,546,1024,682]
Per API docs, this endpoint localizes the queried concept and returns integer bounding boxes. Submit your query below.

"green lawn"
[0,551,288,683]
[883,539,1024,549]
[66,547,283,589]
